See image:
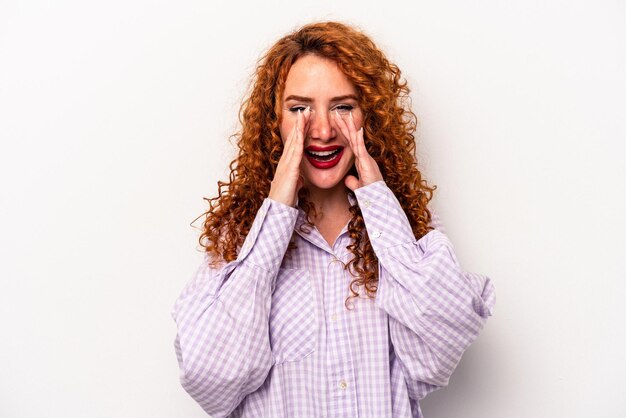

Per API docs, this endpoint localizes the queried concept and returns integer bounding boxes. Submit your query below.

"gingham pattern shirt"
[171,180,495,417]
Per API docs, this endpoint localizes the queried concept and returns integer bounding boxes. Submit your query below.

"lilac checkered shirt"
[171,181,495,417]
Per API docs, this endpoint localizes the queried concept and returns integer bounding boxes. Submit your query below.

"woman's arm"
[171,198,298,417]
[354,181,496,400]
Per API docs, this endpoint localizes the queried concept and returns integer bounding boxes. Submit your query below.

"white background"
[1,1,625,417]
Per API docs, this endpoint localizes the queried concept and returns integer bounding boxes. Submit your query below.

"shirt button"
[372,230,382,238]
[363,200,372,208]
[330,256,343,267]
[331,313,338,322]
[338,380,348,390]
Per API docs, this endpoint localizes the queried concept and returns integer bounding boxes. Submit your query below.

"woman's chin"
[303,176,349,193]
[301,161,354,193]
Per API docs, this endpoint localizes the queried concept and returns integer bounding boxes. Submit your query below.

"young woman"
[171,21,495,418]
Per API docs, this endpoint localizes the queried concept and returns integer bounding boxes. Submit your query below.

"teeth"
[309,149,339,156]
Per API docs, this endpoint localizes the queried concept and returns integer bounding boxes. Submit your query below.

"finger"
[348,111,363,155]
[284,110,305,174]
[332,110,349,138]
[356,126,368,157]
[333,110,357,156]
[347,111,363,158]
[348,110,357,131]
[344,174,360,191]
[293,109,305,155]
[285,109,302,160]
[302,106,312,134]
[298,107,311,140]
[283,111,298,155]
[349,111,370,159]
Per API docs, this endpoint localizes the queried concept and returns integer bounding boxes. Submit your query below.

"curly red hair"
[197,21,435,308]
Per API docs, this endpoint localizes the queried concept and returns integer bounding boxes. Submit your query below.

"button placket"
[329,254,344,267]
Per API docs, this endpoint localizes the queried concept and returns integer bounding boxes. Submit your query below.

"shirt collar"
[293,191,357,252]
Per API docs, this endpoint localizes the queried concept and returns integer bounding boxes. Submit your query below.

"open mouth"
[305,147,343,161]
[304,145,344,169]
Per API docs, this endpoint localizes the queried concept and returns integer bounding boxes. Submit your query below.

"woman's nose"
[308,110,336,141]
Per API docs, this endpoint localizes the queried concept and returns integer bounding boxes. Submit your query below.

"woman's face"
[279,54,363,194]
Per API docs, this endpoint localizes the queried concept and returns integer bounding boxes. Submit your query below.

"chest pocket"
[269,268,317,364]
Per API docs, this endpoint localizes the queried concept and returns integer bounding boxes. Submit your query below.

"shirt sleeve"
[429,208,446,234]
[353,180,496,400]
[170,198,298,417]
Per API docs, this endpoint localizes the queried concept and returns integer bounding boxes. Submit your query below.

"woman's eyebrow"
[284,95,313,102]
[330,94,358,102]
[284,94,358,102]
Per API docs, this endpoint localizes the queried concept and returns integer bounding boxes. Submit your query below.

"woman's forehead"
[282,55,357,101]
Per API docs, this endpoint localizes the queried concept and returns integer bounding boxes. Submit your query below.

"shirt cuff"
[353,181,416,254]
[236,197,299,276]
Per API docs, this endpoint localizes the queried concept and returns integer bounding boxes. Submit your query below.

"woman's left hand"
[333,110,383,191]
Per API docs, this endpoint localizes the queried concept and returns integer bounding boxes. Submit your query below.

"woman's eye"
[333,104,354,114]
[289,106,308,113]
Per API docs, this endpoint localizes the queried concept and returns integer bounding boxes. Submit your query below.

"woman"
[171,21,495,418]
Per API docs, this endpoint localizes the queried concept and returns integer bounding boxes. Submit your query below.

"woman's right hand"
[269,108,310,207]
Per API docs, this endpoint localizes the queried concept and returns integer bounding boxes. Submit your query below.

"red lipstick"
[304,145,344,169]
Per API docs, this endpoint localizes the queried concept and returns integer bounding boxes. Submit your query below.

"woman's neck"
[305,183,352,226]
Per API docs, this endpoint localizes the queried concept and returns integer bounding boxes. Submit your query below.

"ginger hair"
[197,21,435,308]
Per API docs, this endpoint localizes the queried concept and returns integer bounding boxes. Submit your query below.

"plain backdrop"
[1,1,625,417]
